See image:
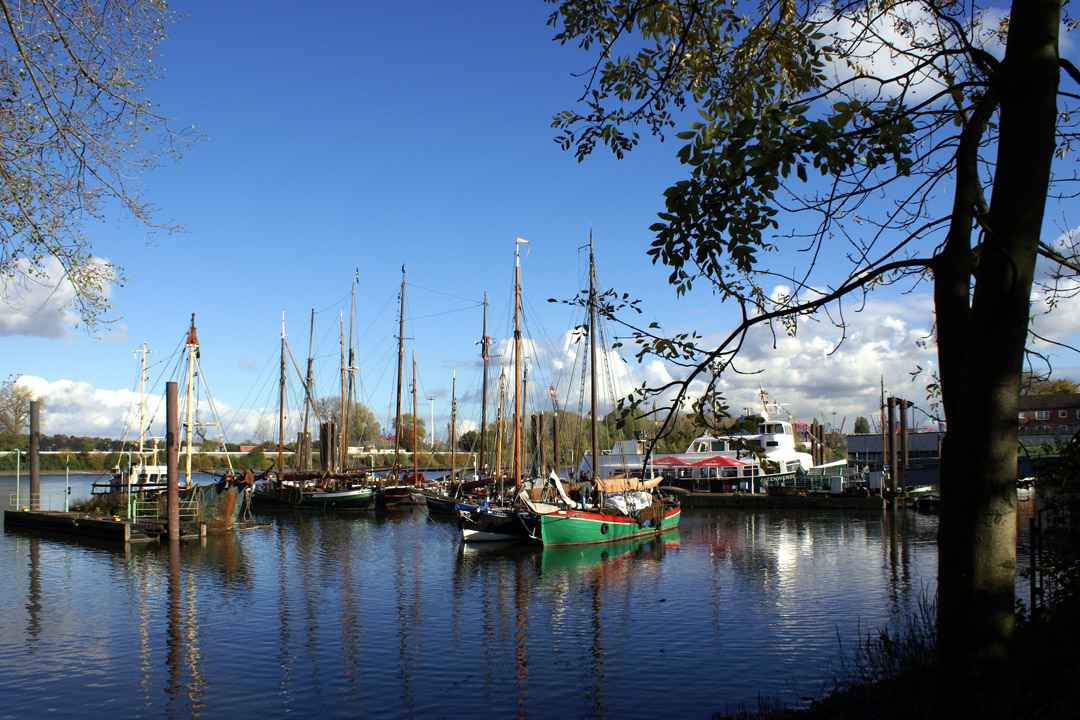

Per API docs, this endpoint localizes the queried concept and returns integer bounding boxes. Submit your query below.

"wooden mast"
[479,293,490,477]
[278,312,286,481]
[512,239,525,492]
[393,266,406,477]
[412,350,418,484]
[494,370,505,489]
[588,233,600,482]
[339,312,346,473]
[450,371,457,486]
[183,314,199,490]
[342,274,357,473]
[301,308,315,471]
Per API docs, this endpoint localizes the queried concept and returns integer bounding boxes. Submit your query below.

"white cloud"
[640,291,941,428]
[1028,226,1080,369]
[816,3,1006,104]
[0,256,123,339]
[16,375,140,437]
[15,374,269,443]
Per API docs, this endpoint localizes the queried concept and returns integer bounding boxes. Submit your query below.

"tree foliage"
[854,416,871,434]
[393,413,425,453]
[458,428,480,453]
[314,397,380,445]
[0,376,35,439]
[547,0,1077,714]
[1021,373,1080,395]
[0,0,198,329]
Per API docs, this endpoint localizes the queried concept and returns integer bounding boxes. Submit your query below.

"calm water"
[0,475,975,719]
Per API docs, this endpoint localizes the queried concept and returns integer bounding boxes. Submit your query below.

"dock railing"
[133,498,200,522]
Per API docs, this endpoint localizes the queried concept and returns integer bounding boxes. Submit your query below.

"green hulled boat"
[532,499,681,546]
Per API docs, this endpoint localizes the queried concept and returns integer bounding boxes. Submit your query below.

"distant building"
[1017,393,1080,442]
[845,431,945,469]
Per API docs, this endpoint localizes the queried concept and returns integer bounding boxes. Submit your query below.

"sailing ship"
[458,239,549,542]
[521,236,680,546]
[459,236,681,546]
[253,302,378,510]
[423,295,499,517]
[378,266,427,507]
[97,316,252,530]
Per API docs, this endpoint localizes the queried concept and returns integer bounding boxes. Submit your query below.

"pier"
[3,509,206,543]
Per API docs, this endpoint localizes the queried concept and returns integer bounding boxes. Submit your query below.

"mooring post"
[29,400,40,511]
[166,381,180,541]
[65,457,70,513]
[886,397,898,511]
[897,399,908,502]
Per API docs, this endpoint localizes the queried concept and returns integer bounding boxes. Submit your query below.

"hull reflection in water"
[458,531,681,574]
[0,505,970,718]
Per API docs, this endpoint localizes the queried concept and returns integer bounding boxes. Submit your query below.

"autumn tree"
[0,376,35,442]
[314,397,380,445]
[546,0,1077,714]
[1020,373,1080,395]
[0,0,197,329]
[393,413,426,453]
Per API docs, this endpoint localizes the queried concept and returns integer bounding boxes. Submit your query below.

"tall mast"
[133,342,155,469]
[346,271,358,467]
[450,371,457,486]
[412,350,418,483]
[394,266,406,475]
[301,308,315,471]
[513,239,525,491]
[589,233,599,481]
[279,312,286,478]
[339,311,346,472]
[184,314,199,490]
[138,343,146,465]
[479,293,490,477]
[495,370,505,495]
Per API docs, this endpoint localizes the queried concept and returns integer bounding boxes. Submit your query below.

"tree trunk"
[936,0,1060,716]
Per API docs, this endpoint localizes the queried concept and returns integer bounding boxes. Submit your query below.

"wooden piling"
[166,381,179,541]
[899,399,910,491]
[29,400,40,511]
[886,397,898,510]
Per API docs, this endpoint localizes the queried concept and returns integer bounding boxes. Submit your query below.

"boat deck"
[3,509,207,543]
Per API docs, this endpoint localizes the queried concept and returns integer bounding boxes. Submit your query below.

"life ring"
[600,523,609,535]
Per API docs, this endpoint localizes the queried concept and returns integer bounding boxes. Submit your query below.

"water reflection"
[26,537,41,649]
[395,510,422,719]
[165,538,207,719]
[455,532,681,718]
[2,505,950,718]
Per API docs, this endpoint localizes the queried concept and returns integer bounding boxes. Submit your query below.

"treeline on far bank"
[0,449,246,473]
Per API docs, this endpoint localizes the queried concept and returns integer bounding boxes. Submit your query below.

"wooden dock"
[3,510,206,543]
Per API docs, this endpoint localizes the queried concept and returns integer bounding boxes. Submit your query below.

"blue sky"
[4,1,1079,444]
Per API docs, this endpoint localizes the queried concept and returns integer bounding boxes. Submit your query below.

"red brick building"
[1017,393,1080,437]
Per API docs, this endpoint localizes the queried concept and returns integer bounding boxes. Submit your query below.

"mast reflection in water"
[1,500,953,718]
